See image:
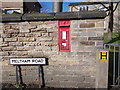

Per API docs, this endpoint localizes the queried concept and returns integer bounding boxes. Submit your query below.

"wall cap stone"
[1,11,107,22]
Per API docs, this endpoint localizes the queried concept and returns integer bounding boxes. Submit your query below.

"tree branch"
[99,2,110,11]
[113,2,119,12]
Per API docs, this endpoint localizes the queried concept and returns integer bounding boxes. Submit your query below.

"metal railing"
[104,44,120,86]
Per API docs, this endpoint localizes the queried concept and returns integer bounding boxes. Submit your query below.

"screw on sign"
[99,51,109,61]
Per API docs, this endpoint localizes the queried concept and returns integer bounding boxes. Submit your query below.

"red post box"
[58,20,70,51]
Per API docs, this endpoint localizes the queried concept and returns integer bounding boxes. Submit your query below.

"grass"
[104,32,120,44]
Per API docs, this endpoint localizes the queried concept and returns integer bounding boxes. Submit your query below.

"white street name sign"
[10,58,46,65]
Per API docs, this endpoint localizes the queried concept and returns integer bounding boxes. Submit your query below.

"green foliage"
[104,32,120,44]
[15,84,24,88]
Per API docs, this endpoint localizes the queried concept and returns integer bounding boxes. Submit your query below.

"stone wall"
[0,19,105,88]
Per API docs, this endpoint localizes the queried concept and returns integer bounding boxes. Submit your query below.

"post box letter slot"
[62,31,66,39]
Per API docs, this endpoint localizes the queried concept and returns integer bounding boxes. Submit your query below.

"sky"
[38,0,86,13]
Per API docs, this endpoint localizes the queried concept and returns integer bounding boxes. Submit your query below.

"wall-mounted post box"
[58,20,70,51]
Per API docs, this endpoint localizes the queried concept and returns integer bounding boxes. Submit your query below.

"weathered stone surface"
[0,38,3,43]
[2,34,11,38]
[88,37,104,40]
[17,46,35,51]
[4,38,17,42]
[80,41,95,46]
[18,37,36,42]
[95,21,104,27]
[9,42,23,46]
[4,29,19,34]
[0,52,9,56]
[2,46,16,51]
[1,18,105,88]
[9,51,28,56]
[80,23,95,28]
[19,22,30,33]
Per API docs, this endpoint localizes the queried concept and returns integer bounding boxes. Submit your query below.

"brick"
[11,25,19,30]
[79,31,96,37]
[18,33,25,37]
[1,34,11,38]
[96,31,103,37]
[88,37,104,40]
[0,42,9,47]
[95,21,104,27]
[9,51,28,56]
[19,22,30,33]
[0,38,3,43]
[31,28,47,32]
[9,42,23,46]
[17,46,34,51]
[84,76,95,83]
[19,26,30,33]
[4,38,17,42]
[0,30,3,34]
[96,41,103,46]
[4,29,19,34]
[28,25,37,29]
[36,37,53,41]
[80,41,95,46]
[0,52,9,56]
[59,81,79,88]
[23,42,42,46]
[18,37,36,42]
[41,33,49,37]
[4,25,11,30]
[35,46,51,51]
[2,46,16,51]
[54,75,85,82]
[80,23,95,28]
[71,20,79,29]
[25,33,35,37]
[28,51,44,57]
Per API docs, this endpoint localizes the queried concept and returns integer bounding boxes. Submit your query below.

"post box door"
[59,27,70,51]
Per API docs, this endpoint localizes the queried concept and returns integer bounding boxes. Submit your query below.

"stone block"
[9,51,28,56]
[0,52,9,56]
[95,41,103,47]
[18,33,25,37]
[80,41,95,46]
[11,25,19,30]
[0,38,3,43]
[17,46,34,51]
[2,34,11,38]
[28,51,44,57]
[59,81,78,88]
[80,23,95,28]
[4,29,19,34]
[88,37,104,40]
[18,37,36,42]
[95,21,104,27]
[84,76,95,83]
[41,33,49,37]
[25,33,35,37]
[71,20,84,29]
[4,38,17,42]
[36,37,53,41]
[19,22,30,33]
[2,46,16,51]
[0,42,9,47]
[79,31,96,37]
[9,42,23,46]
[28,25,37,30]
